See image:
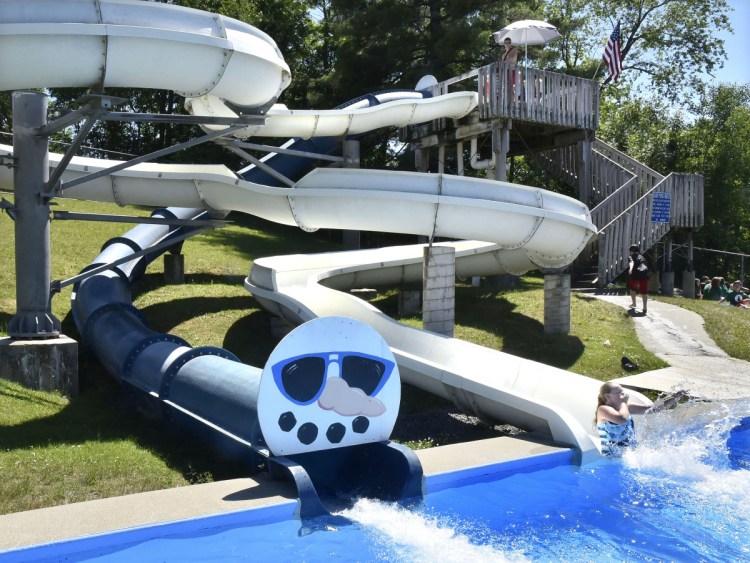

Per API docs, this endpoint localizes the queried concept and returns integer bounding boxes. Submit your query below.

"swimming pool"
[3,399,749,562]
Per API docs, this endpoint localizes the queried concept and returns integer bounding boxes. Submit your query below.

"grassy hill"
[1,196,670,514]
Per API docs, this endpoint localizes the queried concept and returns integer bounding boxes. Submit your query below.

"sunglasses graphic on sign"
[271,351,395,405]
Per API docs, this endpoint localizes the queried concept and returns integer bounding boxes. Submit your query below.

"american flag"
[603,21,622,82]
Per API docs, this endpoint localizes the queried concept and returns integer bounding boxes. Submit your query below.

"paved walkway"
[588,290,750,400]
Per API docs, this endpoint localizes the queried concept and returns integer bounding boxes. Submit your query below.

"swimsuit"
[597,417,635,456]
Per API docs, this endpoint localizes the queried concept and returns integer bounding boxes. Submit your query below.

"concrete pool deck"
[0,435,567,551]
[3,290,749,552]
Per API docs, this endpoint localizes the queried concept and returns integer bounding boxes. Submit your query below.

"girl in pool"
[596,382,685,455]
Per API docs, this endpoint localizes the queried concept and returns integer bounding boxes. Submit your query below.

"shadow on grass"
[198,212,343,260]
[0,383,248,483]
[223,311,281,366]
[456,287,585,370]
[371,285,586,370]
[138,294,255,332]
[132,273,248,298]
[0,311,11,334]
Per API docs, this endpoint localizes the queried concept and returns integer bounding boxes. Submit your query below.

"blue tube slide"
[71,90,429,513]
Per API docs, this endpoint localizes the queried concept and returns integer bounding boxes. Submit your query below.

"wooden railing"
[478,62,599,129]
[593,139,664,193]
[590,150,634,206]
[597,173,704,285]
[590,176,638,228]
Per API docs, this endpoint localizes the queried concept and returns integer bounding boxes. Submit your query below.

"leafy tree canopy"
[544,0,732,107]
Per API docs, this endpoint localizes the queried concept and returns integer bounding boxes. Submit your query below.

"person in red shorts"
[628,244,650,314]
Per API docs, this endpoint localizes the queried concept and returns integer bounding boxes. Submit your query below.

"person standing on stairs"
[628,244,650,314]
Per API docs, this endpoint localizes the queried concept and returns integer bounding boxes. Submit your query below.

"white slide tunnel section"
[0,0,291,108]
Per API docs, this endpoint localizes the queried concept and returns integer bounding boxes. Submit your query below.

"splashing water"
[339,397,750,562]
[340,498,526,563]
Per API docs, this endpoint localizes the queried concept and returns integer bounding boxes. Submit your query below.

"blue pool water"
[4,399,750,562]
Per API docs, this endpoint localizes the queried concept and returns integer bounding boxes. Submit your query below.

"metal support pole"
[577,132,594,206]
[8,91,61,339]
[741,256,745,287]
[490,123,503,181]
[491,120,510,181]
[342,139,360,250]
[683,231,696,298]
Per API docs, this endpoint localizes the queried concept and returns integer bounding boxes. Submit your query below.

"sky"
[710,0,750,85]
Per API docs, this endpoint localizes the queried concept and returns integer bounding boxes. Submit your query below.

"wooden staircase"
[403,61,704,286]
[536,140,703,286]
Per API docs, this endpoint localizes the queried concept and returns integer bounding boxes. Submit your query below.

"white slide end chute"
[245,243,604,464]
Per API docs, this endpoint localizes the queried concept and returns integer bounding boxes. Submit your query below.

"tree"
[318,0,532,104]
[690,85,750,258]
[546,0,731,106]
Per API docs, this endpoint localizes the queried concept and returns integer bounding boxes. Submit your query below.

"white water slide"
[0,0,611,461]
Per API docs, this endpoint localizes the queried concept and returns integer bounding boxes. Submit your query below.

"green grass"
[372,279,667,379]
[0,195,687,515]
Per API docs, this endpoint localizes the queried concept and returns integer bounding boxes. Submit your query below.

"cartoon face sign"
[257,316,400,456]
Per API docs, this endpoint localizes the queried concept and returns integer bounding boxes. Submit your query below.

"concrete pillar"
[661,272,675,297]
[8,91,61,338]
[415,147,429,173]
[342,139,361,250]
[646,270,659,293]
[164,253,185,284]
[544,273,571,335]
[422,246,455,336]
[0,335,78,396]
[682,271,696,299]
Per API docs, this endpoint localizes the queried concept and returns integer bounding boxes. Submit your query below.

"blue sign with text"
[651,192,671,223]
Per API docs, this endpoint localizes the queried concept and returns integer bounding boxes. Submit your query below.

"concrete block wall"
[543,274,571,335]
[423,246,455,337]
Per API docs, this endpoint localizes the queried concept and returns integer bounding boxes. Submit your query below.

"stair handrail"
[593,139,665,192]
[590,175,639,228]
[596,172,704,285]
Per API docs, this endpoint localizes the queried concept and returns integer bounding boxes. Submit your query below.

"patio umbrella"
[492,19,561,65]
[492,20,561,99]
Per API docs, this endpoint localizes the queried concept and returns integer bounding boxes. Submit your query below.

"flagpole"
[592,58,603,80]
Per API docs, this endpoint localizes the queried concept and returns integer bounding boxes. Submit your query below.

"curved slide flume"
[0,0,610,465]
[246,243,604,463]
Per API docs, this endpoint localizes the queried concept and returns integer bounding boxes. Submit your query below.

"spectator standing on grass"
[628,244,650,314]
